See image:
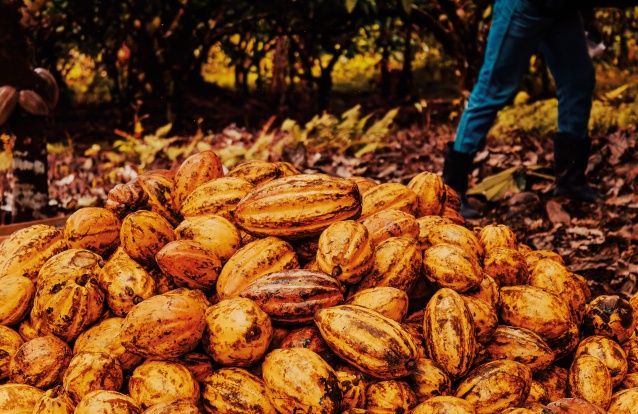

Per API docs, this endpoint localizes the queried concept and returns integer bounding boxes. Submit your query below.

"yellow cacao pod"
[608,388,638,414]
[203,297,273,366]
[478,224,518,252]
[120,210,175,266]
[423,223,484,260]
[262,347,342,414]
[201,367,276,414]
[365,380,418,413]
[568,354,613,410]
[347,287,408,322]
[316,220,374,285]
[423,288,476,380]
[64,207,121,256]
[62,352,123,403]
[0,326,23,380]
[142,399,200,414]
[172,150,224,210]
[180,176,253,220]
[482,325,554,373]
[535,365,568,402]
[0,275,35,326]
[411,396,475,414]
[461,295,498,344]
[347,176,378,194]
[407,171,446,217]
[583,295,636,344]
[0,384,44,414]
[574,335,628,388]
[315,304,418,379]
[32,386,75,414]
[361,209,419,245]
[483,247,529,287]
[175,214,241,262]
[0,224,66,281]
[128,361,199,409]
[216,236,298,299]
[73,317,143,372]
[234,174,362,240]
[524,250,564,273]
[9,335,72,389]
[137,172,180,226]
[226,159,282,186]
[465,274,499,307]
[156,240,222,291]
[409,358,453,403]
[455,360,533,414]
[422,243,483,293]
[359,182,418,221]
[74,390,141,414]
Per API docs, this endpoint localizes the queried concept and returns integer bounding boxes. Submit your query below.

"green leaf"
[345,0,358,14]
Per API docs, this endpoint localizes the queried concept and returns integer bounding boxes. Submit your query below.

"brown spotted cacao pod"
[407,171,447,217]
[172,150,224,210]
[9,335,72,388]
[74,390,141,414]
[360,209,419,245]
[359,182,418,221]
[120,210,175,266]
[180,176,253,220]
[62,352,123,403]
[155,240,222,291]
[201,367,276,414]
[64,207,121,257]
[175,214,241,262]
[128,361,199,409]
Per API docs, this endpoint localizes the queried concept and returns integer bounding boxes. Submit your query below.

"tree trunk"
[10,111,49,223]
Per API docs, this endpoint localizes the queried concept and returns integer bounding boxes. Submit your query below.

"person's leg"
[540,12,599,201]
[445,0,553,218]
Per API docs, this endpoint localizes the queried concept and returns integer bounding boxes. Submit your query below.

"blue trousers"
[454,0,596,154]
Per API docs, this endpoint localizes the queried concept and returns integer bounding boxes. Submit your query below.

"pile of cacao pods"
[1,150,638,414]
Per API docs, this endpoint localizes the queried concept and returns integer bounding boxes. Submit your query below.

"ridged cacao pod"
[280,326,334,363]
[0,85,19,125]
[347,287,408,322]
[482,326,554,373]
[0,384,44,414]
[442,206,466,225]
[175,215,241,262]
[423,223,484,260]
[234,174,362,239]
[172,150,224,210]
[455,360,532,414]
[137,173,180,226]
[121,289,207,359]
[583,295,636,343]
[0,326,23,380]
[216,236,298,299]
[608,388,638,414]
[546,322,580,361]
[567,354,612,410]
[227,159,283,186]
[262,348,342,414]
[73,317,143,372]
[574,335,628,388]
[105,180,148,219]
[623,336,638,374]
[64,207,121,256]
[407,171,447,217]
[32,386,75,414]
[99,250,156,316]
[528,259,586,325]
[74,390,141,414]
[203,297,273,366]
[499,285,571,342]
[411,396,475,414]
[175,352,215,383]
[128,361,199,409]
[18,89,49,116]
[423,288,476,380]
[0,224,66,281]
[478,224,517,252]
[365,380,418,413]
[408,358,453,403]
[275,161,301,176]
[422,243,483,293]
[201,367,276,414]
[461,295,498,344]
[142,399,200,414]
[360,209,419,245]
[359,182,418,221]
[238,270,343,325]
[316,220,375,285]
[31,249,105,342]
[534,365,568,402]
[526,380,549,405]
[524,249,564,273]
[315,304,418,379]
[444,184,461,211]
[415,216,454,250]
[336,370,367,411]
[9,335,72,388]
[156,240,222,291]
[347,176,378,194]
[356,237,422,294]
[120,210,175,266]
[465,274,499,307]
[62,352,123,403]
[180,177,253,220]
[483,247,529,287]
[0,275,35,326]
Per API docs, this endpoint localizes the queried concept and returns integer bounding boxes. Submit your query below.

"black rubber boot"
[553,133,599,202]
[443,143,480,219]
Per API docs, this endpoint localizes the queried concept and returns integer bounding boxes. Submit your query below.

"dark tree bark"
[399,23,414,98]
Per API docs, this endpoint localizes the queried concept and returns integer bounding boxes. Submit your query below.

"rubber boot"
[443,143,480,219]
[553,133,599,202]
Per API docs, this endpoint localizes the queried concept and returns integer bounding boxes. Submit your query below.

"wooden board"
[0,215,69,242]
